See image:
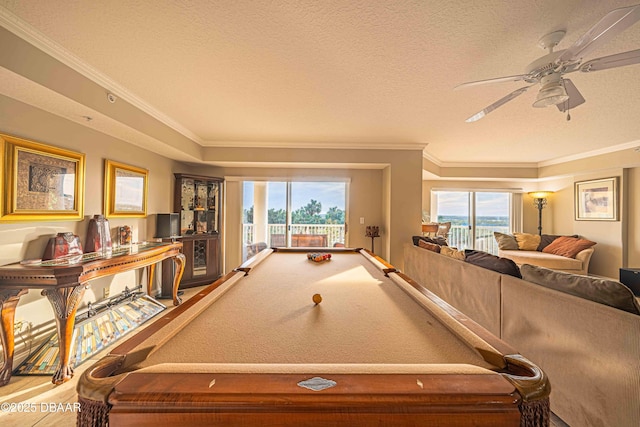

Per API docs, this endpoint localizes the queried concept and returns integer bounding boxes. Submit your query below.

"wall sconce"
[365,226,380,253]
[528,191,554,235]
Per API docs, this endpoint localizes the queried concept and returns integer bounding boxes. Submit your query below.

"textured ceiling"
[1,0,640,165]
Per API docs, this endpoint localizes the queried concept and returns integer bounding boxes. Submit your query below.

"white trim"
[424,140,640,170]
[431,187,524,193]
[511,193,523,233]
[224,176,351,183]
[538,139,640,167]
[205,140,427,150]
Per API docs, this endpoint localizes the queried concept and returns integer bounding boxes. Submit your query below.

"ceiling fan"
[456,3,640,122]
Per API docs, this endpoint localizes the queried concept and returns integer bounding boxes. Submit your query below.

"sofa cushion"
[499,249,584,272]
[542,236,596,258]
[494,232,519,250]
[520,264,640,314]
[464,250,521,278]
[418,239,441,253]
[514,232,541,250]
[441,246,465,260]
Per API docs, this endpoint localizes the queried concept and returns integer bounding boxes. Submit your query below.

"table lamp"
[365,226,380,253]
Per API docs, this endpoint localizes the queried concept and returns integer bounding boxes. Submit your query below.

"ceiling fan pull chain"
[563,80,570,121]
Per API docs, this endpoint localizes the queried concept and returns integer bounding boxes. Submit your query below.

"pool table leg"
[0,289,27,386]
[41,284,88,385]
[170,253,186,306]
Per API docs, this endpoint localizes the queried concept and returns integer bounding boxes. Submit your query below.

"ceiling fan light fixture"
[532,78,569,108]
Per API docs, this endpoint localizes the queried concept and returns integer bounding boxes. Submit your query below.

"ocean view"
[436,215,509,227]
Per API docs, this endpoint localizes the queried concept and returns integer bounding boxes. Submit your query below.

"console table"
[0,242,185,386]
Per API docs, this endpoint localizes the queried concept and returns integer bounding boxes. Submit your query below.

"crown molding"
[0,5,203,145]
[424,139,640,170]
[422,153,537,169]
[202,139,428,150]
[538,139,640,167]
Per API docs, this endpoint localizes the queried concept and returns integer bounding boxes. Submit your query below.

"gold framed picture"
[0,133,85,222]
[574,177,619,221]
[104,160,148,218]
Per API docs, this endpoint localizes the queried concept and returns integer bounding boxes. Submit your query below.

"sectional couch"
[404,242,640,427]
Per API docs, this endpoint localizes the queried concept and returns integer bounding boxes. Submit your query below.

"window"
[432,191,512,254]
[242,181,347,260]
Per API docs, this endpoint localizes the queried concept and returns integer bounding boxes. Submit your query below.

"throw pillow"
[441,246,465,260]
[418,239,441,253]
[536,234,580,251]
[542,236,596,258]
[464,250,522,278]
[494,232,519,250]
[520,264,640,315]
[514,233,541,251]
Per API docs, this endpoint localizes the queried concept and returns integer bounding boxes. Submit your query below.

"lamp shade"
[528,191,553,199]
[532,83,569,108]
[532,74,569,108]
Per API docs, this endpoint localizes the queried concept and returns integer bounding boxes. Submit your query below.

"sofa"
[495,232,595,275]
[404,242,640,427]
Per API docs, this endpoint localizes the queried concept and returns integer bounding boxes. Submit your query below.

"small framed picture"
[574,177,618,221]
[104,160,148,218]
[1,133,85,222]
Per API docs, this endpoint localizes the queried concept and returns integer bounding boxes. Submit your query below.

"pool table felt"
[124,249,501,372]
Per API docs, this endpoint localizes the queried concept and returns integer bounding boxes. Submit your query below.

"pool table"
[77,247,550,427]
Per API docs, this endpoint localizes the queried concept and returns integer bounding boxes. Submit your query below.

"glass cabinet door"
[175,174,223,236]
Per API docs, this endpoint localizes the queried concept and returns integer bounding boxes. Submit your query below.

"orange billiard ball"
[312,293,322,304]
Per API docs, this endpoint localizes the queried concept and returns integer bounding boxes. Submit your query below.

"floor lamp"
[528,191,553,235]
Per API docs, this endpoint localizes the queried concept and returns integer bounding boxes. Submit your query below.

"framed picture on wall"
[0,133,85,222]
[104,160,148,218]
[574,177,619,221]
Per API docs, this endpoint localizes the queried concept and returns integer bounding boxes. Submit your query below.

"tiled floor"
[1,285,568,427]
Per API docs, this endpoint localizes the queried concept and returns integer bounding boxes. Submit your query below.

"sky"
[243,181,346,213]
[243,185,509,216]
[435,191,510,217]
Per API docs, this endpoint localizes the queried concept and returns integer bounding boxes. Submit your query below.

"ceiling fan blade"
[556,79,585,112]
[556,4,640,64]
[579,48,640,72]
[465,85,533,122]
[455,74,533,90]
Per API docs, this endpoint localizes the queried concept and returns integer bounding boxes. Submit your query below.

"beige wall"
[0,95,179,353]
[542,169,626,279]
[627,168,640,267]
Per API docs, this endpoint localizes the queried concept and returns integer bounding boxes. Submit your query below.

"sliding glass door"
[243,181,347,260]
[432,191,511,254]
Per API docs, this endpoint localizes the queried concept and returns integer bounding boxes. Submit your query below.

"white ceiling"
[1,0,640,166]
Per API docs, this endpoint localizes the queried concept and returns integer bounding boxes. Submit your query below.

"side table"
[620,268,640,296]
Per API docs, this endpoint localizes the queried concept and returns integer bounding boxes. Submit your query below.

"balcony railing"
[243,224,507,256]
[243,224,346,248]
[447,225,509,255]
